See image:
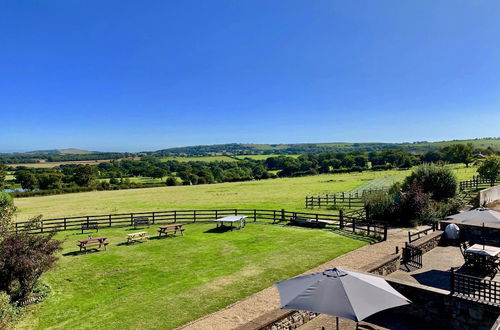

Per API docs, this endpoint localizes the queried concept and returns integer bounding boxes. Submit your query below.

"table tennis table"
[214,215,247,231]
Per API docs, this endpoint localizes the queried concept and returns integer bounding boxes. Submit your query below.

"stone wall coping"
[361,253,400,273]
[410,230,443,247]
[386,275,449,295]
[233,308,294,330]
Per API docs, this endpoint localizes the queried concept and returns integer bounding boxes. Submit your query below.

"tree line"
[1,143,499,197]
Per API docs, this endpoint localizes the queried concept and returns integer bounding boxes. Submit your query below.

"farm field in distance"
[13,165,477,221]
[7,158,139,169]
[159,154,300,162]
[17,223,366,329]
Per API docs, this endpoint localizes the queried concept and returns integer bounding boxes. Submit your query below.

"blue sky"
[1,0,500,152]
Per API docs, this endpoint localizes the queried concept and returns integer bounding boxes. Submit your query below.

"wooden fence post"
[254,209,257,222]
[15,222,18,234]
[215,210,218,220]
[109,214,112,227]
[383,224,388,241]
[281,209,285,222]
[152,212,155,224]
[64,218,67,230]
[130,214,133,226]
[352,217,356,233]
[193,210,197,222]
[174,211,177,223]
[339,210,344,229]
[234,209,238,216]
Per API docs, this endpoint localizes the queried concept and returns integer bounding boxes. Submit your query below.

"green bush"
[363,190,396,221]
[165,177,178,186]
[0,192,13,209]
[402,164,457,201]
[0,291,17,329]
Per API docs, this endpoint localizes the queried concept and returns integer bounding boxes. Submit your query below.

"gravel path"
[178,227,416,330]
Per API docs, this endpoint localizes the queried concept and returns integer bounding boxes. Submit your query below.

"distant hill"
[153,138,500,156]
[26,148,96,155]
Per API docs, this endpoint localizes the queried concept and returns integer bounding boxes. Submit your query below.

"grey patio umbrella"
[447,207,500,224]
[447,208,500,249]
[276,267,411,328]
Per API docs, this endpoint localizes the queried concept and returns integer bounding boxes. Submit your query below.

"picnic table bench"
[133,217,150,229]
[127,231,150,244]
[77,237,108,252]
[158,224,184,237]
[81,221,99,234]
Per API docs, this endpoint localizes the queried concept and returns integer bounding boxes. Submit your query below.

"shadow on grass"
[63,249,103,257]
[204,226,239,234]
[149,234,183,240]
[329,228,377,243]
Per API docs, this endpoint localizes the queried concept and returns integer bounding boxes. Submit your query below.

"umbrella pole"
[483,223,485,250]
[336,316,339,330]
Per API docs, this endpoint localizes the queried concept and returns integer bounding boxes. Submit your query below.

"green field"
[18,223,365,329]
[13,165,477,221]
[160,156,237,162]
[234,154,300,160]
[159,154,300,162]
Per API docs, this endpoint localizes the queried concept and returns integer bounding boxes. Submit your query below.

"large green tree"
[442,143,474,167]
[477,155,500,186]
[15,170,38,190]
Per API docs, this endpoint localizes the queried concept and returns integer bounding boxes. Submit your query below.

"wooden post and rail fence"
[13,208,388,241]
[305,177,500,210]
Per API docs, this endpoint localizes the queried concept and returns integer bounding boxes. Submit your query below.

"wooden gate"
[402,242,422,270]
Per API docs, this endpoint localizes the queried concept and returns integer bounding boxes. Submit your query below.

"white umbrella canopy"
[276,267,411,323]
[447,207,500,224]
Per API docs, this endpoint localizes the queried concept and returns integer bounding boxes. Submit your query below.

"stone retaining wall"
[234,309,318,330]
[411,230,443,253]
[387,279,500,330]
[361,253,400,276]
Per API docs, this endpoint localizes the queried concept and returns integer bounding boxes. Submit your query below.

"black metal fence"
[14,208,388,241]
[451,268,500,305]
[401,242,423,270]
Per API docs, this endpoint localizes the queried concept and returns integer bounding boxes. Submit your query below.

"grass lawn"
[18,223,366,329]
[13,165,477,221]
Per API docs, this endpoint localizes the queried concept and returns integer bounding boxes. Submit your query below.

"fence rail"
[459,176,500,191]
[305,189,385,209]
[451,268,500,305]
[14,208,388,241]
[408,223,438,243]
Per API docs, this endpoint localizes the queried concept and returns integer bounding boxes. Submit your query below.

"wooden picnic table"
[158,223,185,237]
[127,231,149,244]
[77,236,109,252]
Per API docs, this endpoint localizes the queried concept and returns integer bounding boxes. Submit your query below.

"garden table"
[214,216,247,231]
